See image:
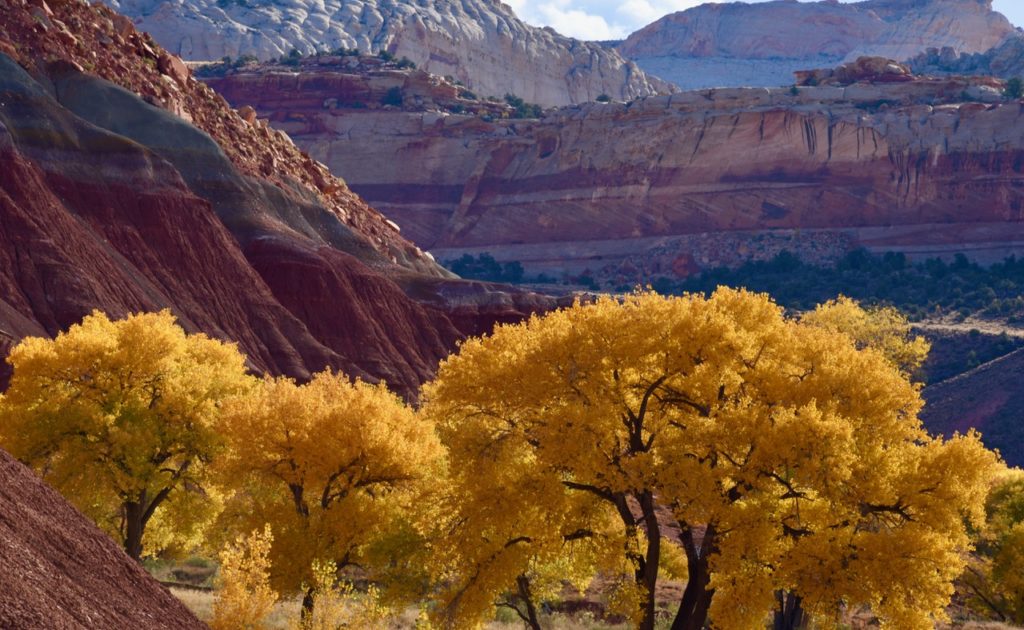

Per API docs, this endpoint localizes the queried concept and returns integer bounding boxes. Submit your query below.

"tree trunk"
[301,586,315,621]
[773,591,806,630]
[671,523,717,630]
[123,501,145,561]
[637,491,662,630]
[515,575,543,630]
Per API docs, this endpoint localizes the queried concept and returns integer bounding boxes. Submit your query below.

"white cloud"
[509,0,709,40]
[535,5,618,40]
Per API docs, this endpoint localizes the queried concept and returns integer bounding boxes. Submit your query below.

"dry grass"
[170,588,1023,630]
[169,587,639,629]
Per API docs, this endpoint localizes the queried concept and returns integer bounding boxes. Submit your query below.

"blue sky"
[504,0,1024,41]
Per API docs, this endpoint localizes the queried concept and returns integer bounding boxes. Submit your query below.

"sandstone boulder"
[157,51,188,86]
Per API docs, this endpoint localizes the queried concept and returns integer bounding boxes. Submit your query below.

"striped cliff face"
[204,60,1024,285]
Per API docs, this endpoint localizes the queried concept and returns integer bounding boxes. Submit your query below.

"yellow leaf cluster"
[291,560,393,630]
[802,295,931,375]
[211,525,278,630]
[962,468,1024,623]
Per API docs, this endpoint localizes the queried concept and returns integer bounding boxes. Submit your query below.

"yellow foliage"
[801,295,931,375]
[211,525,278,630]
[215,371,443,602]
[962,468,1024,623]
[659,540,689,582]
[423,289,999,629]
[0,310,253,558]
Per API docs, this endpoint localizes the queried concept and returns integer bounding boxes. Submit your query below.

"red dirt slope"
[922,348,1024,467]
[0,448,204,629]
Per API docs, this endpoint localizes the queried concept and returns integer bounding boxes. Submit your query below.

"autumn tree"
[961,468,1024,623]
[214,372,443,616]
[423,289,999,630]
[0,310,253,559]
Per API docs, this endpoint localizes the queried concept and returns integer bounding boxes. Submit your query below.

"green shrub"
[380,86,404,107]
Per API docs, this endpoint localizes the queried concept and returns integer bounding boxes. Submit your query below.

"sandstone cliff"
[205,58,1024,287]
[0,447,205,628]
[101,0,671,106]
[618,0,1016,90]
[0,0,552,398]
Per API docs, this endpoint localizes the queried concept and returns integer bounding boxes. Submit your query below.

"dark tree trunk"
[123,501,145,561]
[773,591,806,630]
[671,523,717,630]
[637,491,662,630]
[301,586,315,620]
[515,575,543,630]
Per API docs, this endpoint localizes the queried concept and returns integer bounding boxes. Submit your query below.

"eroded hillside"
[0,0,552,396]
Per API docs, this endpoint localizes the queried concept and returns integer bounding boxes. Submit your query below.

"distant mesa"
[617,0,1017,90]
[202,54,1024,293]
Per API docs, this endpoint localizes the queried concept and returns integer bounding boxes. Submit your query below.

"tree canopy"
[0,310,253,559]
[423,289,1000,630]
[214,372,443,612]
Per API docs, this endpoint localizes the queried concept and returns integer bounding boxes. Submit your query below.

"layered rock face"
[0,0,551,398]
[0,448,205,629]
[618,0,1016,90]
[206,61,1024,285]
[101,0,671,106]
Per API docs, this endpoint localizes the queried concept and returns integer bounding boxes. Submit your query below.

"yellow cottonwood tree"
[423,289,999,630]
[215,372,443,615]
[0,310,253,559]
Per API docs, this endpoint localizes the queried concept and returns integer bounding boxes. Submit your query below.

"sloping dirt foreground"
[0,448,204,629]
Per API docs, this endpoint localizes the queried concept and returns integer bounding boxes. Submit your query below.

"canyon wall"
[618,0,1016,90]
[206,59,1024,286]
[102,0,672,106]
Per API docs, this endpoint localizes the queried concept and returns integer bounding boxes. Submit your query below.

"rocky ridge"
[204,56,1024,287]
[0,0,553,397]
[910,36,1024,80]
[101,0,672,106]
[617,0,1016,90]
